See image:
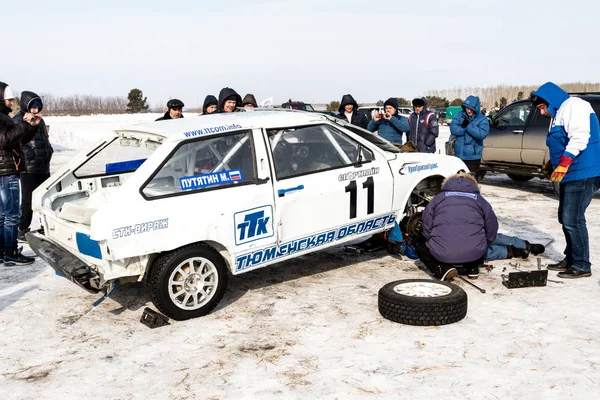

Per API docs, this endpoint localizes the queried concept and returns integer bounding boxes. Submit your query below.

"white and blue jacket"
[534,82,600,183]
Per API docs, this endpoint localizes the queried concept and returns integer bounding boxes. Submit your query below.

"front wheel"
[148,244,228,321]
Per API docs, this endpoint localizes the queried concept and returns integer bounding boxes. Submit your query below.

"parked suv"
[476,93,600,195]
[281,101,314,111]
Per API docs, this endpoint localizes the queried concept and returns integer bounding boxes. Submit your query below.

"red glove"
[550,156,574,182]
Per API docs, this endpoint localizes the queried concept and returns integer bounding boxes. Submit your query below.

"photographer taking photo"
[367,97,409,144]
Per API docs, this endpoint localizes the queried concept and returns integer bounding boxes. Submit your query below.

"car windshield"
[323,117,400,153]
[74,136,157,178]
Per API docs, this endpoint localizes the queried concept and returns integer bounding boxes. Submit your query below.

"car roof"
[115,109,330,142]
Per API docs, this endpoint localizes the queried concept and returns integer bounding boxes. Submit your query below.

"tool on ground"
[483,263,494,274]
[140,307,170,329]
[547,279,565,284]
[457,275,486,293]
[344,245,365,255]
[502,270,548,289]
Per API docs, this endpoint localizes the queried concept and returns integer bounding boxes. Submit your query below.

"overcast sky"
[3,0,598,107]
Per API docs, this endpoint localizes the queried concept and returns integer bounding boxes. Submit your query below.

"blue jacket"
[407,97,439,153]
[533,82,600,182]
[422,175,498,264]
[367,98,409,143]
[449,95,489,161]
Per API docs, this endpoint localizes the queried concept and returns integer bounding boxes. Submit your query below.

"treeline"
[38,94,130,116]
[426,82,600,109]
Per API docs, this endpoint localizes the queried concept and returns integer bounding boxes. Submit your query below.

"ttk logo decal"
[234,205,274,245]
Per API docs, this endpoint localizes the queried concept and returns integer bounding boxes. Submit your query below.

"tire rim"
[393,281,451,297]
[168,257,219,310]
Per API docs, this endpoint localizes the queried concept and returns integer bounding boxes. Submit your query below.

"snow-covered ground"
[1,115,599,399]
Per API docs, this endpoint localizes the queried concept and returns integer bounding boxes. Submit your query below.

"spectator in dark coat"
[202,95,218,115]
[416,173,498,280]
[242,94,258,108]
[407,97,439,153]
[156,99,184,121]
[449,95,489,175]
[0,81,36,265]
[218,87,242,113]
[367,97,409,144]
[335,94,368,129]
[12,91,53,240]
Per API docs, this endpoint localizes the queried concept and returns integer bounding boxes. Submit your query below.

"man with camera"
[0,81,39,265]
[12,91,53,242]
[449,95,489,175]
[366,97,409,144]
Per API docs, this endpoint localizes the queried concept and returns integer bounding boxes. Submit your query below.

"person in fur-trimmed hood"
[415,173,545,280]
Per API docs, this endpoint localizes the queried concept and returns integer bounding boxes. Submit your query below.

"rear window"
[74,137,156,178]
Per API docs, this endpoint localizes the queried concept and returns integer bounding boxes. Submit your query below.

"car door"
[520,105,552,165]
[483,101,532,163]
[267,123,395,245]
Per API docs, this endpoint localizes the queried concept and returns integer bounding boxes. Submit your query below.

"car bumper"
[25,232,100,294]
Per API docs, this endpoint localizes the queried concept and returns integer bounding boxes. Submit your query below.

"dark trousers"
[19,172,50,232]
[558,176,600,272]
[462,159,481,175]
[415,241,482,279]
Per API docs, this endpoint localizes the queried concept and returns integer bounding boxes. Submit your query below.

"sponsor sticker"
[112,218,169,239]
[234,213,396,271]
[179,169,243,191]
[234,205,275,245]
[399,162,438,175]
[183,123,243,138]
[338,167,380,182]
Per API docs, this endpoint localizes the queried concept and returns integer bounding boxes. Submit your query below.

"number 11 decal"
[344,177,374,219]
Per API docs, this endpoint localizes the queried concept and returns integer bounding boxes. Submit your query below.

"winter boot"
[466,265,480,279]
[525,241,545,256]
[547,258,569,271]
[507,245,529,259]
[4,248,35,266]
[438,265,458,281]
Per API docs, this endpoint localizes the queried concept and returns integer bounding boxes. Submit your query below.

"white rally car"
[27,110,467,320]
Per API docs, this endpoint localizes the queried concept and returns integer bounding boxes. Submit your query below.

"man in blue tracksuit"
[449,95,489,175]
[407,97,439,153]
[531,82,600,279]
[367,97,409,144]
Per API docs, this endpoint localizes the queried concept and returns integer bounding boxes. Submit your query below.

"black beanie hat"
[412,98,425,107]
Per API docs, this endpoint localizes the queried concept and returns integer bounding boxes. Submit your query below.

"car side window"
[529,107,552,129]
[268,124,374,180]
[142,130,255,198]
[493,103,532,128]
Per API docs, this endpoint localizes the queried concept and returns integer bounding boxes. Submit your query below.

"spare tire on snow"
[378,279,467,326]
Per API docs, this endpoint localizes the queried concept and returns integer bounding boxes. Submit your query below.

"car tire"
[378,279,468,326]
[147,243,228,321]
[506,173,534,182]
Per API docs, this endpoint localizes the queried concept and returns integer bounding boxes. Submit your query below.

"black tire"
[506,173,534,182]
[378,279,467,326]
[147,243,228,321]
